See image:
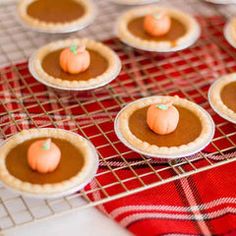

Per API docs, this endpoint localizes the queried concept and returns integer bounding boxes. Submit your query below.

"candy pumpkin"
[27,138,61,174]
[144,12,171,37]
[146,103,179,135]
[59,44,90,74]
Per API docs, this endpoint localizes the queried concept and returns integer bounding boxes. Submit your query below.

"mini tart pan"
[17,0,96,33]
[115,96,215,159]
[109,0,160,5]
[0,128,99,199]
[29,38,122,91]
[224,18,236,49]
[116,6,201,52]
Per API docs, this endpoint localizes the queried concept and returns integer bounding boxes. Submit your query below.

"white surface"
[4,206,131,236]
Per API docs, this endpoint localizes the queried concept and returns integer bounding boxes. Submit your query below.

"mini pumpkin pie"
[115,96,215,158]
[17,0,96,33]
[0,128,98,198]
[116,6,201,52]
[208,73,236,123]
[29,38,121,90]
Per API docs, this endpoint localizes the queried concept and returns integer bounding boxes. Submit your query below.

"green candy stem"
[70,44,78,55]
[156,104,169,110]
[153,13,162,20]
[42,138,51,150]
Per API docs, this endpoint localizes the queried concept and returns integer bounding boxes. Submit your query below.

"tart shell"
[17,0,96,33]
[208,73,236,124]
[116,6,201,52]
[115,96,215,159]
[29,38,122,91]
[109,0,160,5]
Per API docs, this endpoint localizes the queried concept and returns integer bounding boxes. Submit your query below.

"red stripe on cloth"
[180,178,212,235]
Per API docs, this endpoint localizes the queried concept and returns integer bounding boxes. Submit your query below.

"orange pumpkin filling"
[128,105,202,147]
[128,17,187,47]
[220,81,236,113]
[42,49,108,81]
[6,138,85,184]
[27,0,85,23]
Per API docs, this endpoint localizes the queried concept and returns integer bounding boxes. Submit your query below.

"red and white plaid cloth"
[0,16,236,235]
[98,161,236,236]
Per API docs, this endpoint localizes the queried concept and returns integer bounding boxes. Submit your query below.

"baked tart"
[115,96,215,158]
[0,128,98,198]
[17,0,96,33]
[209,73,236,123]
[116,6,201,52]
[29,38,121,90]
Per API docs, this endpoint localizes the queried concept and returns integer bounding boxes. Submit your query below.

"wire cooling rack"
[0,0,236,233]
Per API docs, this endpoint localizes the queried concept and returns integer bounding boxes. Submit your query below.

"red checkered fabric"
[0,16,236,235]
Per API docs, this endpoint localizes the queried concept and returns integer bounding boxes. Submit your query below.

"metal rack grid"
[0,0,236,233]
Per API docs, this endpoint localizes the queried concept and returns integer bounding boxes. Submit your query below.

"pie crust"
[116,96,214,156]
[116,6,201,52]
[17,0,96,33]
[208,73,236,123]
[29,38,122,90]
[0,128,98,196]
